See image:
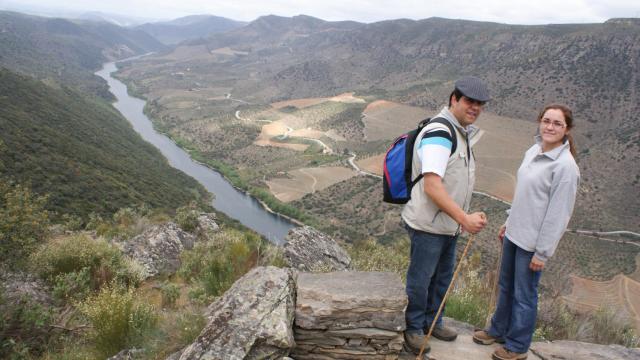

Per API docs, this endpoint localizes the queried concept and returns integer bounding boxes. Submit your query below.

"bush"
[78,284,157,357]
[175,203,199,233]
[0,293,54,358]
[348,237,410,280]
[178,229,261,297]
[30,234,143,291]
[52,268,91,301]
[160,282,180,308]
[445,253,492,328]
[0,181,50,267]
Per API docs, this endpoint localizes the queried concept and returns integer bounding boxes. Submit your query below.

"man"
[402,76,490,354]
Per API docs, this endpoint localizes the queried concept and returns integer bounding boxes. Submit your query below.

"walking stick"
[485,239,503,329]
[416,233,477,360]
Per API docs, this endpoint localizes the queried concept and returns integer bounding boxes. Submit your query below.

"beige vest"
[401,113,478,235]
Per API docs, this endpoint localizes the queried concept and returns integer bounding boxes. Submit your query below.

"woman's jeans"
[488,237,541,353]
[405,225,458,334]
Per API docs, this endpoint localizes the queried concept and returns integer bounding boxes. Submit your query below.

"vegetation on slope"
[0,69,207,220]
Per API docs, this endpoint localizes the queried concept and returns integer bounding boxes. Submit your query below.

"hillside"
[0,69,207,218]
[119,15,640,233]
[0,10,166,98]
[136,15,247,45]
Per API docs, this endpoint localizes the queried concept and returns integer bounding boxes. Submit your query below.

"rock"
[196,213,219,235]
[530,340,640,360]
[295,271,406,331]
[1,271,53,305]
[179,266,296,359]
[122,222,196,279]
[283,226,351,272]
[293,271,407,359]
[106,348,145,360]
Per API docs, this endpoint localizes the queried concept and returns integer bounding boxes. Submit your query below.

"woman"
[472,104,580,360]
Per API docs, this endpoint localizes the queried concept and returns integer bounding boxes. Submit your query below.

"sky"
[1,0,639,25]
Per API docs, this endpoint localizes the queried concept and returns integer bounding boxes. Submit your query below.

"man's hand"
[529,255,545,272]
[461,212,487,234]
[498,224,506,243]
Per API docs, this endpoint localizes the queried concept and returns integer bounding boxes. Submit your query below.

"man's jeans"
[405,225,458,334]
[488,237,541,353]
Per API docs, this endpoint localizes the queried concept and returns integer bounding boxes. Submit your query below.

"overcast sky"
[1,0,639,24]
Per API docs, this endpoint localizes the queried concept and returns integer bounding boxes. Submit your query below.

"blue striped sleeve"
[419,136,452,150]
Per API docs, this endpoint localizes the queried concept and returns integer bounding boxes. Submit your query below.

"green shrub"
[0,181,50,267]
[78,284,157,357]
[175,203,199,233]
[0,294,54,358]
[348,237,410,280]
[61,214,83,232]
[30,234,143,291]
[178,229,260,297]
[160,282,180,308]
[52,268,91,301]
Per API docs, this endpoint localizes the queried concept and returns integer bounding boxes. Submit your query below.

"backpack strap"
[409,117,458,188]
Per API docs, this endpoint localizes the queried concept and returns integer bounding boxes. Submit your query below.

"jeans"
[488,237,541,353]
[405,225,458,334]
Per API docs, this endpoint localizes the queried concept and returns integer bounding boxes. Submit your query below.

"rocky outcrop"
[178,266,296,360]
[402,317,640,360]
[292,271,407,359]
[196,213,219,235]
[0,271,54,307]
[122,222,196,279]
[283,226,351,272]
[530,340,640,360]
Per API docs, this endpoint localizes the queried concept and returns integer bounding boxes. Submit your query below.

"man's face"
[450,95,485,127]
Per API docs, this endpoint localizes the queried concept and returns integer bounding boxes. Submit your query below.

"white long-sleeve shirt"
[505,136,580,263]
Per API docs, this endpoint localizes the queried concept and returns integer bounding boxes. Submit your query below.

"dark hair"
[537,104,577,159]
[448,89,463,107]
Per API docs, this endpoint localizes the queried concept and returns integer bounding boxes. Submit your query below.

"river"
[95,61,296,244]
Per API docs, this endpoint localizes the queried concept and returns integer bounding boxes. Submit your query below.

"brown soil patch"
[362,101,431,141]
[473,113,537,202]
[210,47,249,56]
[356,154,384,176]
[266,166,357,202]
[563,274,640,331]
[289,128,326,139]
[329,92,366,103]
[254,121,308,151]
[271,98,328,109]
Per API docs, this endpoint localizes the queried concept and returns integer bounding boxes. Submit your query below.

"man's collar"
[534,135,569,160]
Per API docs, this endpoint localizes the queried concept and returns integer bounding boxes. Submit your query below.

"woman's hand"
[497,224,506,243]
[529,256,545,272]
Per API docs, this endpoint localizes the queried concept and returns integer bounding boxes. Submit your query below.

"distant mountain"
[136,15,247,45]
[0,11,166,98]
[132,15,639,231]
[77,11,156,27]
[0,69,206,218]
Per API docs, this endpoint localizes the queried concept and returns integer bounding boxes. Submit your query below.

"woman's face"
[539,108,569,149]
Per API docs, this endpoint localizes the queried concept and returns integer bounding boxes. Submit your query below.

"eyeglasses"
[540,118,566,129]
[462,96,486,107]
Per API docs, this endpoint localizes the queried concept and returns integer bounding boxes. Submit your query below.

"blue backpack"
[383,117,457,204]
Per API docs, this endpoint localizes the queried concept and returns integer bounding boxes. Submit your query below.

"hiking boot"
[492,346,528,360]
[404,332,430,355]
[425,324,458,341]
[473,329,505,345]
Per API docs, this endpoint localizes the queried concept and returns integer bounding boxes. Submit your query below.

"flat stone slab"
[530,340,640,360]
[295,271,407,331]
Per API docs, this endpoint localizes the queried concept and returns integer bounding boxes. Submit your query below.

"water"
[96,61,296,244]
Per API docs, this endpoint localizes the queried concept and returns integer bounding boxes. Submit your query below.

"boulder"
[122,222,196,279]
[178,266,296,360]
[196,213,219,235]
[293,271,407,359]
[283,226,351,272]
[106,348,144,360]
[0,271,53,307]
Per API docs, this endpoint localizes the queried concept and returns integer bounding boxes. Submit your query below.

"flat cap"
[455,76,491,102]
